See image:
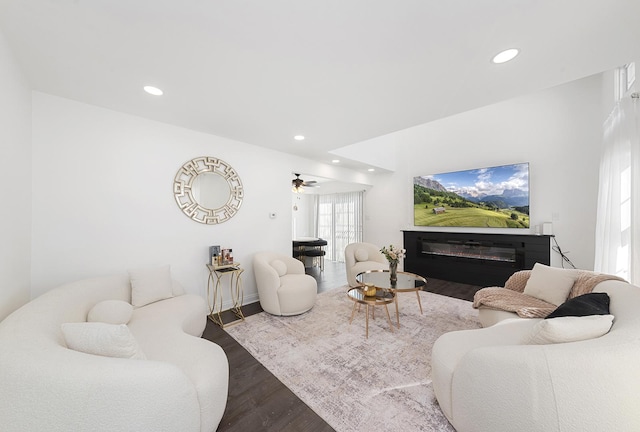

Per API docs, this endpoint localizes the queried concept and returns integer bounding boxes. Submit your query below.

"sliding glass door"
[315,191,364,262]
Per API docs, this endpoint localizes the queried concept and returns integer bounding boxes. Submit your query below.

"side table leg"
[349,302,357,324]
[214,276,224,326]
[365,305,369,339]
[206,273,215,316]
[207,272,225,327]
[384,304,394,333]
[416,290,423,314]
[395,295,400,328]
[230,270,246,322]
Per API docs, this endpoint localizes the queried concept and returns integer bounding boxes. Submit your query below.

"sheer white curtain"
[594,96,640,283]
[314,191,364,262]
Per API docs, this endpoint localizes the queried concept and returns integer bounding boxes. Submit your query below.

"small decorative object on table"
[380,244,406,284]
[209,245,221,266]
[221,248,233,265]
[363,283,377,297]
[389,261,398,283]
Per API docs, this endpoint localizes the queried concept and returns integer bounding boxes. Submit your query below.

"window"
[595,84,639,283]
[616,62,636,101]
[315,192,364,262]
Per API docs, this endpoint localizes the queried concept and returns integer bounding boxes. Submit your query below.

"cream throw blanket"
[473,270,625,318]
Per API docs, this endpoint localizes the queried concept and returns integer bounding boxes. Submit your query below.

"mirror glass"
[192,172,230,209]
[173,156,243,225]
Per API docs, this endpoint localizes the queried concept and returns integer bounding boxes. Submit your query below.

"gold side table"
[347,287,395,339]
[206,263,245,328]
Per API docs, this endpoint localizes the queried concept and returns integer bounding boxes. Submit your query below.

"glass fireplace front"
[420,240,517,263]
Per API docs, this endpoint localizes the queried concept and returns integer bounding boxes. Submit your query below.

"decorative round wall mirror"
[173,156,243,224]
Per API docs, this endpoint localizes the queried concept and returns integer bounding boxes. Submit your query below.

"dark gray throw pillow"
[545,292,610,319]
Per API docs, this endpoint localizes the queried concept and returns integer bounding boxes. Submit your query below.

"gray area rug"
[225,286,481,432]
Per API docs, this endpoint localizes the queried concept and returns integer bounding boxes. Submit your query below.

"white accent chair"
[253,251,317,316]
[345,242,389,287]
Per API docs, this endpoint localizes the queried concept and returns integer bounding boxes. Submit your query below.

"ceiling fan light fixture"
[292,173,317,193]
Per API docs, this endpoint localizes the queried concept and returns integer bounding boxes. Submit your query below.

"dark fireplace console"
[403,231,552,287]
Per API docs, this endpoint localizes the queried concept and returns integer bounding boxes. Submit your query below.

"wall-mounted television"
[413,162,529,228]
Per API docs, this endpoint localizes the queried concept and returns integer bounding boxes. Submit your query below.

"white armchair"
[253,251,317,316]
[345,242,389,287]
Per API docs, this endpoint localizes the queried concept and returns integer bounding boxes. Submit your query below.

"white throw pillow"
[129,265,173,308]
[354,248,369,262]
[528,315,614,344]
[87,300,133,324]
[271,259,287,277]
[523,263,578,306]
[61,322,146,359]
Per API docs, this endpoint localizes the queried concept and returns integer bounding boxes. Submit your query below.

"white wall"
[0,29,31,320]
[365,74,605,272]
[292,193,314,239]
[30,93,369,308]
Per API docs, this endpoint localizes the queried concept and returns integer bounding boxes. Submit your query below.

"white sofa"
[344,242,388,287]
[0,272,229,432]
[431,277,640,432]
[253,251,317,316]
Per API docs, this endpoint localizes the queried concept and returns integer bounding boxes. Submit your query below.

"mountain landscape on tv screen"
[458,188,529,208]
[413,163,530,228]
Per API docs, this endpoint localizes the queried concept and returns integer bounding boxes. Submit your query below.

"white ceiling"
[2,0,640,170]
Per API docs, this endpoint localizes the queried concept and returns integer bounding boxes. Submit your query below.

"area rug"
[225,286,481,432]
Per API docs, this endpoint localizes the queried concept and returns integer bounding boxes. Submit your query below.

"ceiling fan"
[292,173,317,193]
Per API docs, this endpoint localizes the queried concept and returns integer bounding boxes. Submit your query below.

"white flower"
[380,244,405,263]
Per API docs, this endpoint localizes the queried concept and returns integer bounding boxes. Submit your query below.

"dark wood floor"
[203,261,482,431]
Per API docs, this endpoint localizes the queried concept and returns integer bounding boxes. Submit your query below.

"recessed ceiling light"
[143,85,163,96]
[332,159,340,164]
[368,168,375,172]
[294,135,305,141]
[492,48,519,64]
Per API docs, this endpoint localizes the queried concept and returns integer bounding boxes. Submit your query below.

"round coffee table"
[356,270,427,328]
[346,287,395,339]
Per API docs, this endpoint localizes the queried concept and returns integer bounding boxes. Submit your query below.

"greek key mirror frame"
[173,156,243,225]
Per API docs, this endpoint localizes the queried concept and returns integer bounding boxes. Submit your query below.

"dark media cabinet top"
[402,230,552,287]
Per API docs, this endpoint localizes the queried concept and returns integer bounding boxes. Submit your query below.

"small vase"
[363,283,377,297]
[389,261,398,284]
